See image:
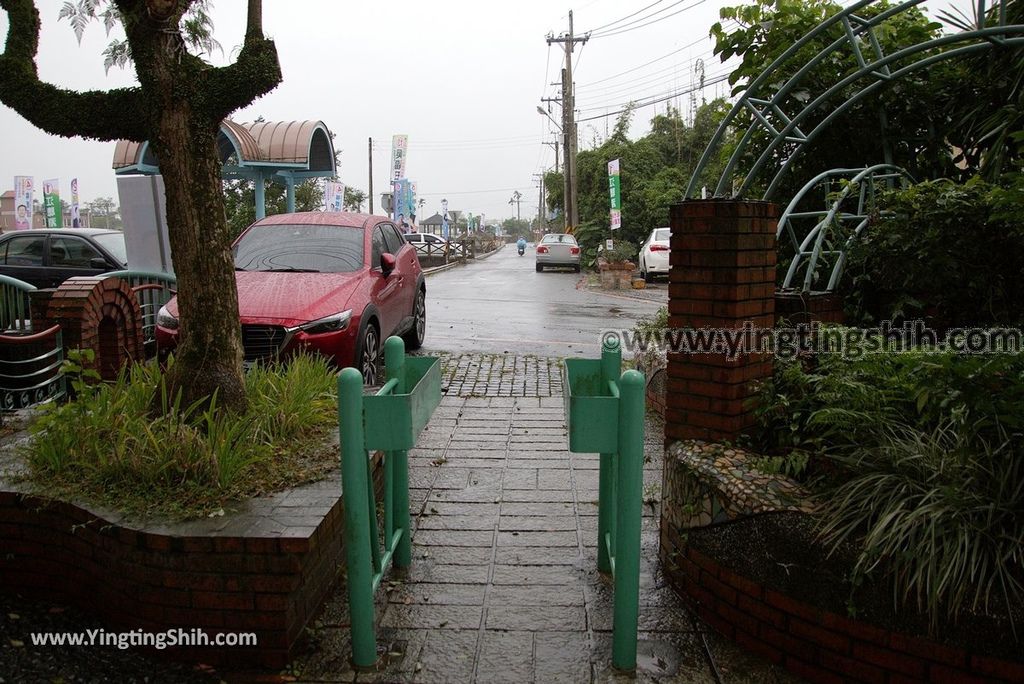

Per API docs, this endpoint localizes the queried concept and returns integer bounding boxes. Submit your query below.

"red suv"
[155,212,426,384]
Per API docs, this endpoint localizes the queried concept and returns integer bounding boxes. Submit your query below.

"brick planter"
[0,455,384,670]
[659,445,1024,683]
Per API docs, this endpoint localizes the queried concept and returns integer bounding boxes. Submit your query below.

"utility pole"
[368,137,374,214]
[547,11,588,233]
[509,190,523,222]
[533,173,546,234]
[541,139,560,173]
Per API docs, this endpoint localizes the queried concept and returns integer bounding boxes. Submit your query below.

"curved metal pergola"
[113,120,336,219]
[685,0,1024,201]
[778,164,914,293]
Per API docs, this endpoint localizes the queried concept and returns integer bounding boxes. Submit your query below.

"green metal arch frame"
[777,164,914,292]
[684,0,1023,200]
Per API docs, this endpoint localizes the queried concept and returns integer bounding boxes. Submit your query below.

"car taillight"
[537,246,548,254]
[570,246,580,255]
[650,244,669,251]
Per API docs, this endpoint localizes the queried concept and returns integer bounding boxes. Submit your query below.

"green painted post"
[597,336,621,574]
[338,367,377,668]
[612,369,645,672]
[385,336,413,568]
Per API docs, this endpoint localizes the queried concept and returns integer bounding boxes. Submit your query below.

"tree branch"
[0,0,149,141]
[203,0,280,121]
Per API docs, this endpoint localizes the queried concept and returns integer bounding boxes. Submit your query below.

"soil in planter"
[686,511,1024,662]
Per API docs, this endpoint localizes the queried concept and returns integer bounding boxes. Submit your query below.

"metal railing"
[338,337,441,668]
[0,324,66,410]
[104,270,177,354]
[0,274,36,333]
[563,337,645,671]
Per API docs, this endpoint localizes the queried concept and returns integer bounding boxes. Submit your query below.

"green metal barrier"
[104,270,177,353]
[564,337,645,671]
[338,336,441,668]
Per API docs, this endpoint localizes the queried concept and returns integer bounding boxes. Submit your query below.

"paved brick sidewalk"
[435,354,563,397]
[290,367,799,683]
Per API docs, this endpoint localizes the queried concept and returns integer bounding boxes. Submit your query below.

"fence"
[563,337,646,671]
[338,336,441,667]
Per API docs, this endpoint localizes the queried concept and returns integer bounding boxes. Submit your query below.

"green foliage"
[603,239,638,264]
[23,355,338,519]
[754,348,1024,631]
[710,0,963,197]
[819,418,1023,635]
[843,176,1024,327]
[545,101,730,247]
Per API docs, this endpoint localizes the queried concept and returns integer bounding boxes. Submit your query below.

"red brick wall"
[0,455,386,670]
[666,200,778,442]
[659,531,1024,683]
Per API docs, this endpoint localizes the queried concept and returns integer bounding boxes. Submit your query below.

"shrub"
[843,176,1024,327]
[22,354,338,519]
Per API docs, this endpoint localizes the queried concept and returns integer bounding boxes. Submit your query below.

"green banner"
[608,159,621,230]
[43,178,62,228]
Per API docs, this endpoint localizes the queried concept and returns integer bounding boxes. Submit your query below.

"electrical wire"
[576,47,721,100]
[578,64,733,111]
[577,33,719,87]
[590,0,710,39]
[577,72,732,121]
[583,0,670,34]
[587,0,692,37]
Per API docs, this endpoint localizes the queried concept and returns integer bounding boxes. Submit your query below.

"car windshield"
[234,224,364,273]
[541,234,576,245]
[92,232,127,266]
[654,229,670,241]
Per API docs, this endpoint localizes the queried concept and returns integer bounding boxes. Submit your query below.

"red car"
[155,212,426,384]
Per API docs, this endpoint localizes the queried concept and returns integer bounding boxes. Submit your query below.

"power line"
[576,48,721,100]
[578,64,733,111]
[577,34,717,88]
[577,72,732,122]
[590,0,710,39]
[583,0,669,35]
[417,187,534,196]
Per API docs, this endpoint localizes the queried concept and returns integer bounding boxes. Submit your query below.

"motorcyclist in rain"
[517,236,527,256]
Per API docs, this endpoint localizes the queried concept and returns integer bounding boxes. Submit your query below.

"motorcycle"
[517,239,526,256]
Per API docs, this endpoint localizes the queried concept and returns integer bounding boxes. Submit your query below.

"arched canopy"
[112,120,337,217]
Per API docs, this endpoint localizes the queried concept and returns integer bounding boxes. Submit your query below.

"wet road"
[421,245,666,357]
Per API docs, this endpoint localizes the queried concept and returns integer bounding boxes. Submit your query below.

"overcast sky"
[1,0,970,222]
[0,0,737,222]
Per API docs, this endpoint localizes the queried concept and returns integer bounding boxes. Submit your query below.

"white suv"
[404,233,463,256]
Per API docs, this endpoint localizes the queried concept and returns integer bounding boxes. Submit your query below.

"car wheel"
[536,263,543,272]
[403,287,426,350]
[357,322,380,385]
[574,264,581,273]
[641,257,653,283]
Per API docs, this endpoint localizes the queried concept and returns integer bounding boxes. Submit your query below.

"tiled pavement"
[291,358,799,684]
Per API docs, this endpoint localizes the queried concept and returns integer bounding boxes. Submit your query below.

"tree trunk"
[154,113,247,412]
[144,26,247,413]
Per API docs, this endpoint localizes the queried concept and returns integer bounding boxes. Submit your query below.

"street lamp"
[536,106,562,131]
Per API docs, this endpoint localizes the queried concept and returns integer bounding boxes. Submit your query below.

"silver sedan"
[535,233,581,272]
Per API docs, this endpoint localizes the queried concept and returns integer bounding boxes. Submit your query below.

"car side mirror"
[380,252,396,276]
[89,257,109,270]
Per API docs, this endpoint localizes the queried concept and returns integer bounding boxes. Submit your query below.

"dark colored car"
[0,228,127,288]
[155,212,426,384]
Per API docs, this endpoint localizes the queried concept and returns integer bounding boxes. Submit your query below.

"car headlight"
[291,310,352,335]
[157,305,178,330]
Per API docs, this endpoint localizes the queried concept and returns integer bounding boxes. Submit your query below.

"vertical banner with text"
[390,135,408,222]
[324,181,345,212]
[43,179,62,228]
[71,178,81,227]
[14,176,33,230]
[608,159,621,231]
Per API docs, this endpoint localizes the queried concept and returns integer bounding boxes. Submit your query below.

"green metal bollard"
[338,367,378,668]
[612,369,645,672]
[385,337,413,568]
[597,336,621,574]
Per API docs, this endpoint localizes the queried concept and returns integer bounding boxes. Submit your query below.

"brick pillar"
[665,200,777,443]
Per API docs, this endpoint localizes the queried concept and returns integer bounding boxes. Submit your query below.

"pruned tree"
[0,0,282,412]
